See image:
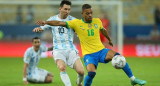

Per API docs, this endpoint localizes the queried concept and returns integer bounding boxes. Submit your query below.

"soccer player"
[23,37,53,85]
[33,0,84,86]
[35,4,147,86]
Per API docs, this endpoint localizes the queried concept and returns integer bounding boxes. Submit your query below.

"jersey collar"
[82,18,92,23]
[58,14,68,20]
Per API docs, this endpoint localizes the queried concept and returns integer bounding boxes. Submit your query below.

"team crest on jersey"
[80,26,85,30]
[94,24,98,28]
[88,24,92,28]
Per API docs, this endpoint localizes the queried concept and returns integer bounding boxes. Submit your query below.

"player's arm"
[33,27,44,33]
[37,20,67,27]
[100,28,113,46]
[23,62,29,85]
[33,24,53,33]
[33,16,55,33]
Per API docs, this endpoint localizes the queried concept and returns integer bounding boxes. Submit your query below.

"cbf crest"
[80,26,85,30]
[94,24,98,29]
[88,24,92,28]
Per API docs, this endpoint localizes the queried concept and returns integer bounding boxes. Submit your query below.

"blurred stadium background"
[0,0,160,57]
[0,0,160,86]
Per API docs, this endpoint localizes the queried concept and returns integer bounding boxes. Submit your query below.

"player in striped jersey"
[23,37,53,85]
[33,1,84,86]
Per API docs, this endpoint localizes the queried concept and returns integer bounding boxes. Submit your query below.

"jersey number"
[87,29,94,36]
[58,26,64,34]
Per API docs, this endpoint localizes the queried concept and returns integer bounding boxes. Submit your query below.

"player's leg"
[45,75,53,83]
[73,58,85,86]
[104,49,146,85]
[53,50,72,86]
[56,59,72,86]
[83,54,98,86]
[45,73,54,83]
[84,64,96,86]
[67,50,84,86]
[48,73,54,77]
[30,68,53,83]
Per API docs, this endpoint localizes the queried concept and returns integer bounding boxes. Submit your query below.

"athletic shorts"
[83,48,110,68]
[53,49,80,68]
[27,68,49,83]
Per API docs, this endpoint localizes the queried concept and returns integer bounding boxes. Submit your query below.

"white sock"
[77,74,84,85]
[60,72,72,86]
[130,76,136,81]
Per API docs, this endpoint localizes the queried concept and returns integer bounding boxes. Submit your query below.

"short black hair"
[32,37,40,42]
[82,4,91,11]
[60,0,72,7]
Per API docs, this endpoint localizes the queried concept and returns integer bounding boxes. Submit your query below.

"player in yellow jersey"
[35,4,146,86]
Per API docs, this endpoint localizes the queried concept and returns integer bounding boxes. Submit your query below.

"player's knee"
[48,73,54,77]
[45,76,53,83]
[59,66,66,72]
[78,70,85,76]
[88,72,96,78]
[48,79,52,83]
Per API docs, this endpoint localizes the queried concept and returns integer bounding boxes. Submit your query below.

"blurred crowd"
[0,0,160,43]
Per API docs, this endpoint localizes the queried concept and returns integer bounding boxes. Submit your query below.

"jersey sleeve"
[41,16,55,30]
[23,49,31,64]
[98,18,104,30]
[40,25,52,30]
[65,19,77,30]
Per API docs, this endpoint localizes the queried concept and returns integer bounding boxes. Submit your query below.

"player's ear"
[59,7,61,11]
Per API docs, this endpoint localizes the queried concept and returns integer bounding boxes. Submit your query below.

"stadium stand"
[0,0,160,24]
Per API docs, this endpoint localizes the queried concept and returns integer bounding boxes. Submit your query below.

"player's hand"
[33,27,44,33]
[37,20,46,26]
[24,81,28,85]
[109,40,113,47]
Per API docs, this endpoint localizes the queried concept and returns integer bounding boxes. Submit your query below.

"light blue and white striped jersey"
[23,46,48,75]
[41,14,77,50]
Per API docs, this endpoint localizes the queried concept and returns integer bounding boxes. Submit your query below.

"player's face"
[82,8,92,22]
[32,39,41,48]
[59,4,71,18]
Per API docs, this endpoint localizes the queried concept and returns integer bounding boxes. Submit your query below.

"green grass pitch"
[0,57,160,86]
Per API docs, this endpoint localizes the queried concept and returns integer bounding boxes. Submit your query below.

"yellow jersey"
[66,18,105,56]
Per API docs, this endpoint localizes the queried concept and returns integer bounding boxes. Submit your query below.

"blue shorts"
[83,48,110,68]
